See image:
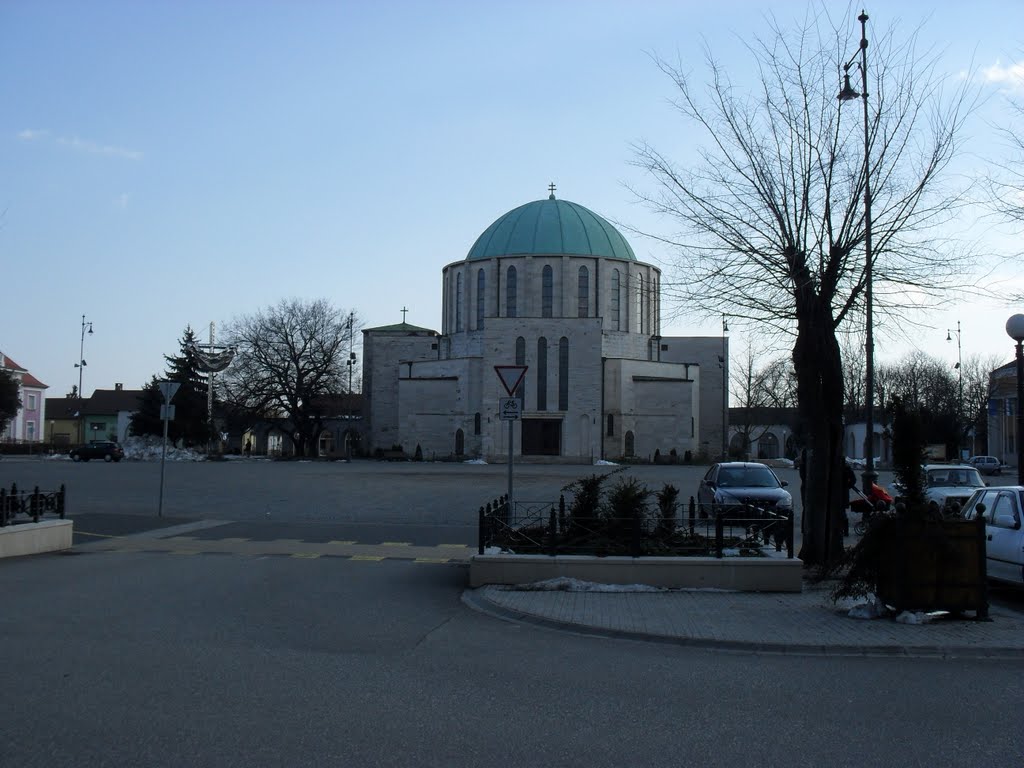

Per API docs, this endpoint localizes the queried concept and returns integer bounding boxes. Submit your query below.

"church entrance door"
[521,418,561,456]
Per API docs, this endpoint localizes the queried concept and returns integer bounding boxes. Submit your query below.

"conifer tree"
[130,327,211,445]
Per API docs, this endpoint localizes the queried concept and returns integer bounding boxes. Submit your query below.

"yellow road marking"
[329,540,356,545]
[291,553,320,559]
[381,541,411,546]
[350,555,384,561]
[414,558,450,564]
[437,543,468,549]
[74,530,119,538]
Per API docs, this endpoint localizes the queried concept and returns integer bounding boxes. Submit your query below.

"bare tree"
[731,344,798,458]
[632,10,974,565]
[962,353,1005,454]
[220,299,359,457]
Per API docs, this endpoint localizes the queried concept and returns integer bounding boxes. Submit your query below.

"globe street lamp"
[1006,313,1024,485]
[839,10,876,493]
[947,321,962,457]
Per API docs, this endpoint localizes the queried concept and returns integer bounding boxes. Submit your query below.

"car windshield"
[717,466,779,488]
[926,468,984,487]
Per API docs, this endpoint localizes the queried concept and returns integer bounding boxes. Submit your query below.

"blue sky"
[3,0,1023,398]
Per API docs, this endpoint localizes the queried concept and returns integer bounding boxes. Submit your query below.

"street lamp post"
[1006,314,1024,485]
[839,9,876,493]
[74,314,93,444]
[947,321,963,457]
[720,314,729,460]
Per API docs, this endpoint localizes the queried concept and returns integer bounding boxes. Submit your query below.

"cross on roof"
[548,182,556,199]
[401,306,408,323]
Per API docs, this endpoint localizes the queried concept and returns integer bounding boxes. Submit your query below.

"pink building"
[1,351,49,442]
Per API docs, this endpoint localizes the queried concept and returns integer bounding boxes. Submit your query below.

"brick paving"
[467,581,1024,657]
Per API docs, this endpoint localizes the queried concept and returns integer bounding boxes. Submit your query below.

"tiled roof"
[45,397,86,419]
[84,389,146,414]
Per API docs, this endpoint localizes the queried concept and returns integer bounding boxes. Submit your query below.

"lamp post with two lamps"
[838,9,877,493]
[1006,314,1024,485]
[947,321,963,459]
[74,314,93,444]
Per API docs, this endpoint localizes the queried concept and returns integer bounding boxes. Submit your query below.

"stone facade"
[361,196,729,463]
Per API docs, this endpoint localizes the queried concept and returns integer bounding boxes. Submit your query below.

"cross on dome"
[548,182,556,199]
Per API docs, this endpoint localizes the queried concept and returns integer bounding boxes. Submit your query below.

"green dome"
[467,197,636,261]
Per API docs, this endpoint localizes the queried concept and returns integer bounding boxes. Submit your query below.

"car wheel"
[103,454,113,462]
[71,453,81,462]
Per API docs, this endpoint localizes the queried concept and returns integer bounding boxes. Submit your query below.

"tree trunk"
[793,299,847,567]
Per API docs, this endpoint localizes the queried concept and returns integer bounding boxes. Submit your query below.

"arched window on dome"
[537,337,548,411]
[652,275,659,336]
[635,274,644,334]
[476,269,485,329]
[558,336,569,410]
[542,265,553,318]
[611,269,620,330]
[578,266,589,318]
[515,336,526,397]
[506,266,517,318]
[455,272,463,332]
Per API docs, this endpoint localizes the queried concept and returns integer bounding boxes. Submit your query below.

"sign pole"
[494,366,527,523]
[508,418,514,510]
[157,381,181,518]
[158,412,168,517]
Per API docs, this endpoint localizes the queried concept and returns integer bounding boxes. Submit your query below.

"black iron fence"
[0,483,66,526]
[478,494,794,559]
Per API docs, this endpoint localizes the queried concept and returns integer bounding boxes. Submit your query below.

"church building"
[362,190,728,463]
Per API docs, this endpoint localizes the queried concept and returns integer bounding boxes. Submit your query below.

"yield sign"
[494,365,528,396]
[158,381,181,403]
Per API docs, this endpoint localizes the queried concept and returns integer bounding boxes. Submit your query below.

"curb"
[461,589,1024,660]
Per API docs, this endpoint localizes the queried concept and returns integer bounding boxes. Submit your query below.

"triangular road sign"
[158,381,181,403]
[494,365,528,396]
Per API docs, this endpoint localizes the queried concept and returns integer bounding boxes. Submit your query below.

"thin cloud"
[16,128,142,160]
[980,60,1024,92]
[116,193,129,210]
[56,135,143,160]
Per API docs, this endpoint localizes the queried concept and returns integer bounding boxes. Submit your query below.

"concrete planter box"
[0,519,74,559]
[469,553,803,592]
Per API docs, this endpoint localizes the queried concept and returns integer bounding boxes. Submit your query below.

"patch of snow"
[895,610,936,625]
[121,435,207,462]
[463,458,488,465]
[593,459,619,466]
[848,597,891,620]
[483,546,514,555]
[721,548,741,556]
[513,577,665,592]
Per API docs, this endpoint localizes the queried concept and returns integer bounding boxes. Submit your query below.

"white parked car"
[960,486,1024,586]
[924,464,987,512]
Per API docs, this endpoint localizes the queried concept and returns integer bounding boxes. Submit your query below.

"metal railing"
[0,483,66,526]
[478,494,794,559]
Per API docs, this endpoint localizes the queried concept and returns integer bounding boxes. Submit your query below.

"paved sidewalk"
[464,581,1024,658]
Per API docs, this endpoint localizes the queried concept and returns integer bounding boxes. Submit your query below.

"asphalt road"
[3,458,1020,767]
[3,548,1022,767]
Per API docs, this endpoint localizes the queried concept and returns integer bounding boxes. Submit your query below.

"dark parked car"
[69,441,124,462]
[697,461,793,518]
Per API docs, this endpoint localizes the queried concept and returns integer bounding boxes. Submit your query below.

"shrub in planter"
[830,397,987,615]
[655,483,680,538]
